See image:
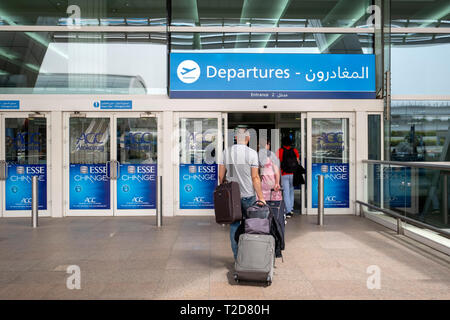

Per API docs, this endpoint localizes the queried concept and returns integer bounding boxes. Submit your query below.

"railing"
[359,160,450,239]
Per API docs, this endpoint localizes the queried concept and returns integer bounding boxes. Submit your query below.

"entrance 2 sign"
[170,53,375,99]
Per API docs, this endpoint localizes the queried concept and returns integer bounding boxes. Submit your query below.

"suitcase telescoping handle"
[252,200,269,207]
[270,188,283,200]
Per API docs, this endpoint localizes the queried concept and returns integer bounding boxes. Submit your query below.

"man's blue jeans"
[230,195,256,260]
[281,174,294,213]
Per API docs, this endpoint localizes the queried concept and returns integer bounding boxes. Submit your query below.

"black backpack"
[280,147,299,173]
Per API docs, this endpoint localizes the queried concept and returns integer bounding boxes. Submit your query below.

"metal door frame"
[64,112,114,216]
[173,112,224,216]
[275,115,306,214]
[1,112,51,217]
[114,112,161,216]
[64,112,161,217]
[306,112,356,215]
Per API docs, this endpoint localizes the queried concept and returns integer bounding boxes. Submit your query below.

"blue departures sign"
[6,164,47,210]
[117,164,157,209]
[170,53,375,99]
[312,163,349,208]
[70,164,110,209]
[179,164,217,209]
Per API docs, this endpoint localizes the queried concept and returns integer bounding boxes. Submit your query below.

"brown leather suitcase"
[214,181,242,224]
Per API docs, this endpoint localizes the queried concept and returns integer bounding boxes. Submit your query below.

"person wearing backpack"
[258,139,281,201]
[277,136,300,218]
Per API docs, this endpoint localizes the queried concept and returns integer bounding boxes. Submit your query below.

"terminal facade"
[0,0,448,221]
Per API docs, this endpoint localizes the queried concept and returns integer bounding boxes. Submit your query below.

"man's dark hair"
[282,136,292,146]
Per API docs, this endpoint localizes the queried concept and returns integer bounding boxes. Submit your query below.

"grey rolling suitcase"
[234,234,275,286]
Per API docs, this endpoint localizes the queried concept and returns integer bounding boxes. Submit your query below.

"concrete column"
[355,111,368,216]
[162,111,174,217]
[50,111,63,217]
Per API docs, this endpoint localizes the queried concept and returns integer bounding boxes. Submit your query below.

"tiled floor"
[0,215,449,300]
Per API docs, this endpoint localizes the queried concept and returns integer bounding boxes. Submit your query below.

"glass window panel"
[179,118,218,164]
[0,0,166,26]
[0,31,167,94]
[117,118,158,164]
[171,33,374,54]
[390,101,450,162]
[171,0,372,28]
[312,118,349,164]
[368,114,382,160]
[391,0,450,28]
[69,118,110,164]
[391,33,450,95]
[5,117,47,164]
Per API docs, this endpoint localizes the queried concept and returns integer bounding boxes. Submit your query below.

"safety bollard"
[32,176,38,228]
[157,175,162,227]
[318,174,324,226]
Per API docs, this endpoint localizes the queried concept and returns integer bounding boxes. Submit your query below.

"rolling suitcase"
[234,234,275,286]
[213,181,242,224]
[266,189,286,240]
[246,200,270,219]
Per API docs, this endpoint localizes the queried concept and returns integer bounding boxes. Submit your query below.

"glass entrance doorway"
[0,113,49,217]
[225,112,355,215]
[64,112,159,216]
[306,113,355,214]
[174,112,223,215]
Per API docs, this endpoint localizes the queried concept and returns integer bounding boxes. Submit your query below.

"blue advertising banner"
[312,163,349,208]
[117,164,157,210]
[0,100,20,109]
[179,164,217,209]
[69,164,110,210]
[170,53,375,99]
[6,164,47,210]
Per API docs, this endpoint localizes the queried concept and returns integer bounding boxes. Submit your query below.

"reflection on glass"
[367,163,449,230]
[5,118,47,164]
[117,118,158,164]
[391,0,450,28]
[390,101,450,162]
[171,0,372,27]
[69,118,110,164]
[368,114,381,160]
[312,119,349,164]
[0,32,167,94]
[0,0,167,26]
[179,118,218,164]
[171,33,374,54]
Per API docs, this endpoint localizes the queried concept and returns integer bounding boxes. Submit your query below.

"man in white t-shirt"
[218,127,265,260]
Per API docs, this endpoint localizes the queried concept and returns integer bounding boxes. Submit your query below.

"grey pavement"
[0,215,449,300]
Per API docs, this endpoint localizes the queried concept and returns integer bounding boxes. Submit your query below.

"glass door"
[64,112,160,217]
[174,112,223,216]
[115,114,160,216]
[1,113,50,217]
[65,113,113,216]
[306,113,355,214]
[276,114,306,214]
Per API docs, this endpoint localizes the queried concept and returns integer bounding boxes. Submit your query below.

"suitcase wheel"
[234,274,239,283]
[266,276,272,286]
